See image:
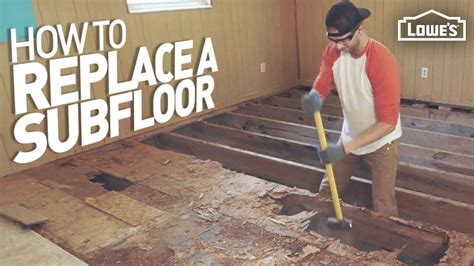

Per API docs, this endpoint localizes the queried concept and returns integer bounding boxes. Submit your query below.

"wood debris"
[268,217,286,226]
[326,240,352,257]
[271,210,318,232]
[193,207,220,222]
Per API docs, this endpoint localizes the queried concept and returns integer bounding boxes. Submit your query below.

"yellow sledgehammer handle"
[314,111,344,222]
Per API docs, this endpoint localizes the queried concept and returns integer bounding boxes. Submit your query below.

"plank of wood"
[189,118,474,204]
[382,0,396,52]
[225,111,474,177]
[236,103,474,157]
[464,0,474,108]
[176,121,319,168]
[281,88,474,126]
[263,96,474,139]
[244,101,474,155]
[279,0,299,88]
[414,0,435,102]
[85,191,167,227]
[401,0,417,99]
[143,133,322,192]
[151,132,474,234]
[449,0,469,106]
[0,135,13,177]
[0,203,48,227]
[392,0,405,87]
[226,108,474,182]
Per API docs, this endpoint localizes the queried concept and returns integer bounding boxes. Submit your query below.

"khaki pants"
[319,139,400,217]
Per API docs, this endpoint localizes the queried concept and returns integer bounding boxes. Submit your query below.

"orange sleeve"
[366,43,400,125]
[312,43,340,100]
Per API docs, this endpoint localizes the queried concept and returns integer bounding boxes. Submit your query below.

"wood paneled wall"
[297,0,474,108]
[4,0,472,177]
[0,0,299,177]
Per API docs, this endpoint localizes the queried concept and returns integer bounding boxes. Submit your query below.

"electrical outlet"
[421,67,428,79]
[260,63,266,73]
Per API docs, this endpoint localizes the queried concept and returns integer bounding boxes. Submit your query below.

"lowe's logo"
[398,10,466,41]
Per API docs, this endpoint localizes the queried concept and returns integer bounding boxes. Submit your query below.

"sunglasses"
[326,23,361,43]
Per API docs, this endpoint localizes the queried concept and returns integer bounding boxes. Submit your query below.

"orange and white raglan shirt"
[313,39,402,155]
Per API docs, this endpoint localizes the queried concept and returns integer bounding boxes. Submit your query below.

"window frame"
[126,0,212,13]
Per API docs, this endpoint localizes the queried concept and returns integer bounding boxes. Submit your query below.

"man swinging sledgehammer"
[302,1,402,217]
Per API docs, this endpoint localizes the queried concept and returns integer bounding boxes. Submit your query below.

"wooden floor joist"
[143,86,474,241]
[233,105,474,176]
[184,118,474,205]
[241,101,474,141]
[279,87,474,127]
[209,111,474,157]
[262,96,474,139]
[145,132,474,234]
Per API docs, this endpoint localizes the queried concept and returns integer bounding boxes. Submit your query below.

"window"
[126,0,212,13]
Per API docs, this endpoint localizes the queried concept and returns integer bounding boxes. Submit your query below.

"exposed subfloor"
[1,87,474,265]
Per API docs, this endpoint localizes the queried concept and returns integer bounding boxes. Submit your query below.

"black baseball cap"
[326,1,371,38]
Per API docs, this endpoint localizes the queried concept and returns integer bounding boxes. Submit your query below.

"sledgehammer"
[313,110,352,230]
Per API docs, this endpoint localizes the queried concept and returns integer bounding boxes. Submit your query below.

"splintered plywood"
[85,191,167,226]
[0,203,48,227]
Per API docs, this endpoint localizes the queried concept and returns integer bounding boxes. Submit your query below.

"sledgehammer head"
[327,217,353,230]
